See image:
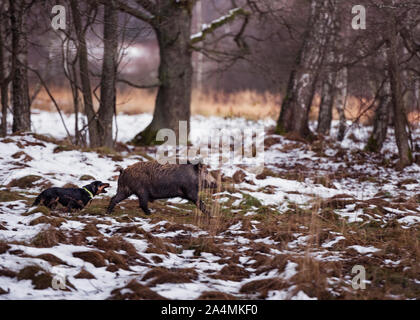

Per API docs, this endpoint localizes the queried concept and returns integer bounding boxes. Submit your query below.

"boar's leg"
[137,193,151,215]
[107,191,131,214]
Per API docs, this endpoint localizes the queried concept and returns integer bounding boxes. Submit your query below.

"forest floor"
[0,110,419,300]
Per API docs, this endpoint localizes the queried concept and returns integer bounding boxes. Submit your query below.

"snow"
[348,245,380,254]
[190,8,242,42]
[280,261,298,280]
[398,215,420,227]
[322,236,345,248]
[0,110,419,300]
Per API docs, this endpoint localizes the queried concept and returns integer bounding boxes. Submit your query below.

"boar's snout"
[200,170,218,189]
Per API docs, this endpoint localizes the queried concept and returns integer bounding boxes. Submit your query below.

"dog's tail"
[32,194,43,207]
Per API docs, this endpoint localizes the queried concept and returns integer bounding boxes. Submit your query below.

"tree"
[0,1,10,136]
[93,0,247,146]
[97,1,119,148]
[386,14,412,168]
[335,54,348,142]
[10,0,30,133]
[366,79,391,152]
[317,4,339,136]
[70,0,101,147]
[276,0,333,139]
[133,1,194,146]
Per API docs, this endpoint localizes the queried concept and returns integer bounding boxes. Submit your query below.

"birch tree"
[386,14,412,168]
[276,0,333,139]
[366,79,391,152]
[317,4,339,136]
[335,55,348,142]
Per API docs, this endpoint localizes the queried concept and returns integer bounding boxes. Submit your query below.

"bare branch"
[190,7,249,44]
[91,0,154,24]
[116,77,160,89]
[135,0,158,15]
[27,66,73,142]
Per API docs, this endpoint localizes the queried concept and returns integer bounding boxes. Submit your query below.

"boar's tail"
[116,167,126,186]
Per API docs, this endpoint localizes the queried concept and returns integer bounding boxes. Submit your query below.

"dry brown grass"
[33,86,420,124]
[109,280,166,300]
[31,227,67,248]
[72,251,106,268]
[142,267,198,286]
[33,87,280,120]
[17,265,54,290]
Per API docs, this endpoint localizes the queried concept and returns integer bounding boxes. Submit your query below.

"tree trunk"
[366,80,391,152]
[317,51,337,135]
[10,0,30,133]
[386,17,412,168]
[132,6,192,146]
[317,5,339,136]
[70,0,100,147]
[0,6,8,137]
[98,2,118,148]
[415,79,420,110]
[193,1,204,91]
[70,62,82,146]
[335,62,348,141]
[276,0,332,139]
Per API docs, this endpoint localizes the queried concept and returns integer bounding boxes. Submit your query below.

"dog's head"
[87,181,110,195]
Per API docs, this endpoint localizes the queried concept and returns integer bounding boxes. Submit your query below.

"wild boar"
[107,161,218,216]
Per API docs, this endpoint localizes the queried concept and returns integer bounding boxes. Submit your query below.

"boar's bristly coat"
[107,161,217,215]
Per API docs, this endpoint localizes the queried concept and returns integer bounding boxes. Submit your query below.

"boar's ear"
[188,158,203,171]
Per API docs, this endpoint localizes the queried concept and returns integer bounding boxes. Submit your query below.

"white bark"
[335,54,348,141]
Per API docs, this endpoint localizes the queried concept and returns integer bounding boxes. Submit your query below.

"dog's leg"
[44,196,57,209]
[50,197,59,210]
[66,200,80,212]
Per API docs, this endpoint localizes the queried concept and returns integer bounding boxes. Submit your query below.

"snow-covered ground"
[0,110,419,299]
